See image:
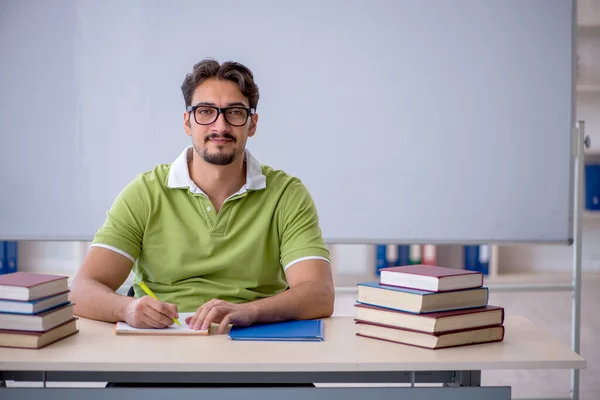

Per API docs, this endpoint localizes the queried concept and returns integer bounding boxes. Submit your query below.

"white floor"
[6,274,599,399]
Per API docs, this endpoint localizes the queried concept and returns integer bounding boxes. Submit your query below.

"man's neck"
[188,152,246,209]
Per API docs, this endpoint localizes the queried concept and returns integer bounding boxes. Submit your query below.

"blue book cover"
[5,241,17,273]
[229,319,324,341]
[0,242,5,275]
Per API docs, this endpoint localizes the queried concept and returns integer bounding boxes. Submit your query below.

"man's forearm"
[70,278,133,322]
[246,281,334,323]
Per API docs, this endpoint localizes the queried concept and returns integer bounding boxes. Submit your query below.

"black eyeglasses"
[186,104,255,127]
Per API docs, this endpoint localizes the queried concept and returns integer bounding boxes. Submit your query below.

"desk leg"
[444,371,481,387]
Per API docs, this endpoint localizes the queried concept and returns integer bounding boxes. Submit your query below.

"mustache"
[205,133,236,142]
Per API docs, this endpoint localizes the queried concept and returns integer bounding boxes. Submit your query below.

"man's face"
[184,78,258,166]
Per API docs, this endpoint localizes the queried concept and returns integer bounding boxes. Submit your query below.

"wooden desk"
[0,316,585,400]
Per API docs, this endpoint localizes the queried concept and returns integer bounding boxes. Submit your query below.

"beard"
[200,149,236,166]
[194,134,238,166]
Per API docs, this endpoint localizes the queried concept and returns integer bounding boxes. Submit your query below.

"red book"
[0,272,69,301]
[355,320,504,350]
[354,303,504,333]
[0,319,78,349]
[378,265,483,292]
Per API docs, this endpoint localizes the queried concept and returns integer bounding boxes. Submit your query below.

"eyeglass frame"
[186,104,255,127]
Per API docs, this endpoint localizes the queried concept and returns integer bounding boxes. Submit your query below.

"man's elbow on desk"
[285,259,335,320]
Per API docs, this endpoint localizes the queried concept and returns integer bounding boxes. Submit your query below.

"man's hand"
[186,299,257,334]
[123,296,179,329]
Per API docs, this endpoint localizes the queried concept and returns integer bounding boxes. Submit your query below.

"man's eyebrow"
[226,102,249,107]
[193,101,250,108]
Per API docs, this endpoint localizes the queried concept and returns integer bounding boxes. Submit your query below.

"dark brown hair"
[181,59,259,110]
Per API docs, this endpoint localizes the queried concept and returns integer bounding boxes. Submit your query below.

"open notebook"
[115,312,209,335]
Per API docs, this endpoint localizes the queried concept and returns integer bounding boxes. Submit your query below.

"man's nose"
[211,111,230,132]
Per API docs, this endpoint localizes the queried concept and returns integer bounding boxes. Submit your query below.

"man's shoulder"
[260,164,305,191]
[130,164,171,189]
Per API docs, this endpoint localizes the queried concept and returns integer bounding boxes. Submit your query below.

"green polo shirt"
[91,147,330,312]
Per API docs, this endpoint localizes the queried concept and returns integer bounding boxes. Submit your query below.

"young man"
[71,59,334,334]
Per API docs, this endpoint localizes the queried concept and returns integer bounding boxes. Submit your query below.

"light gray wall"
[0,0,575,243]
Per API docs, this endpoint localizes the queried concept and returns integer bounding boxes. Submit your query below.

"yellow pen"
[138,281,181,326]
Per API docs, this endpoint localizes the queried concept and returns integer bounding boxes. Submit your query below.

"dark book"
[0,319,78,349]
[357,282,488,314]
[0,272,68,301]
[356,320,504,349]
[378,264,483,292]
[355,303,504,333]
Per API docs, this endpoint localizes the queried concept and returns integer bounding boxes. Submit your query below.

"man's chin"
[201,151,236,166]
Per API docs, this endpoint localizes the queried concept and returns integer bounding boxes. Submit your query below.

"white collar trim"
[167,146,267,195]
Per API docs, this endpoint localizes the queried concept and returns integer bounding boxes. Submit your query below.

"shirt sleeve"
[278,178,331,270]
[91,176,149,262]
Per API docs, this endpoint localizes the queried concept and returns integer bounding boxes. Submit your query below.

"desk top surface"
[0,316,585,372]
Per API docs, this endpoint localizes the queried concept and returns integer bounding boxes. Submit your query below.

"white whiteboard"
[0,0,575,243]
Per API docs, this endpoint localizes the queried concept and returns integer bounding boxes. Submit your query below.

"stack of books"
[0,272,78,349]
[355,265,504,349]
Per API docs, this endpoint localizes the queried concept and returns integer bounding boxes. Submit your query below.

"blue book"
[357,282,489,314]
[229,319,324,341]
[478,244,490,275]
[5,241,17,273]
[464,245,479,271]
[0,242,5,275]
[375,244,387,275]
[395,245,410,266]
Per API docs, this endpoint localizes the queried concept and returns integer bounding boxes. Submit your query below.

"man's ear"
[248,113,259,138]
[184,112,192,137]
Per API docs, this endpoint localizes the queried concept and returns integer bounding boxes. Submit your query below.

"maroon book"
[354,303,504,333]
[0,272,69,301]
[378,265,483,292]
[355,319,505,350]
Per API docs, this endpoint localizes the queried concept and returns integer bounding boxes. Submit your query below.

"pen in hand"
[138,281,181,326]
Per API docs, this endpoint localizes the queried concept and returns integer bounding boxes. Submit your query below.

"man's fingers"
[147,298,178,320]
[143,304,173,328]
[141,312,168,328]
[200,306,227,330]
[192,304,214,330]
[187,306,204,329]
[218,314,232,334]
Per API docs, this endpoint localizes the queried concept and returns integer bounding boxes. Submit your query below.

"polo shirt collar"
[167,146,267,194]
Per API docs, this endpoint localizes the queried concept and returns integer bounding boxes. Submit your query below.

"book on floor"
[378,264,483,292]
[354,303,504,333]
[0,291,70,314]
[355,320,504,349]
[357,282,488,314]
[0,272,68,301]
[0,319,78,349]
[0,303,75,331]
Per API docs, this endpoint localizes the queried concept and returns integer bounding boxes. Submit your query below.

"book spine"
[395,245,410,266]
[0,242,6,275]
[464,245,479,271]
[5,241,17,273]
[478,244,489,275]
[375,244,387,275]
[408,245,421,264]
[422,244,437,265]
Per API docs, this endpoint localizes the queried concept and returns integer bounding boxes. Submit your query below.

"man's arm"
[70,247,135,322]
[71,247,179,328]
[186,258,334,332]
